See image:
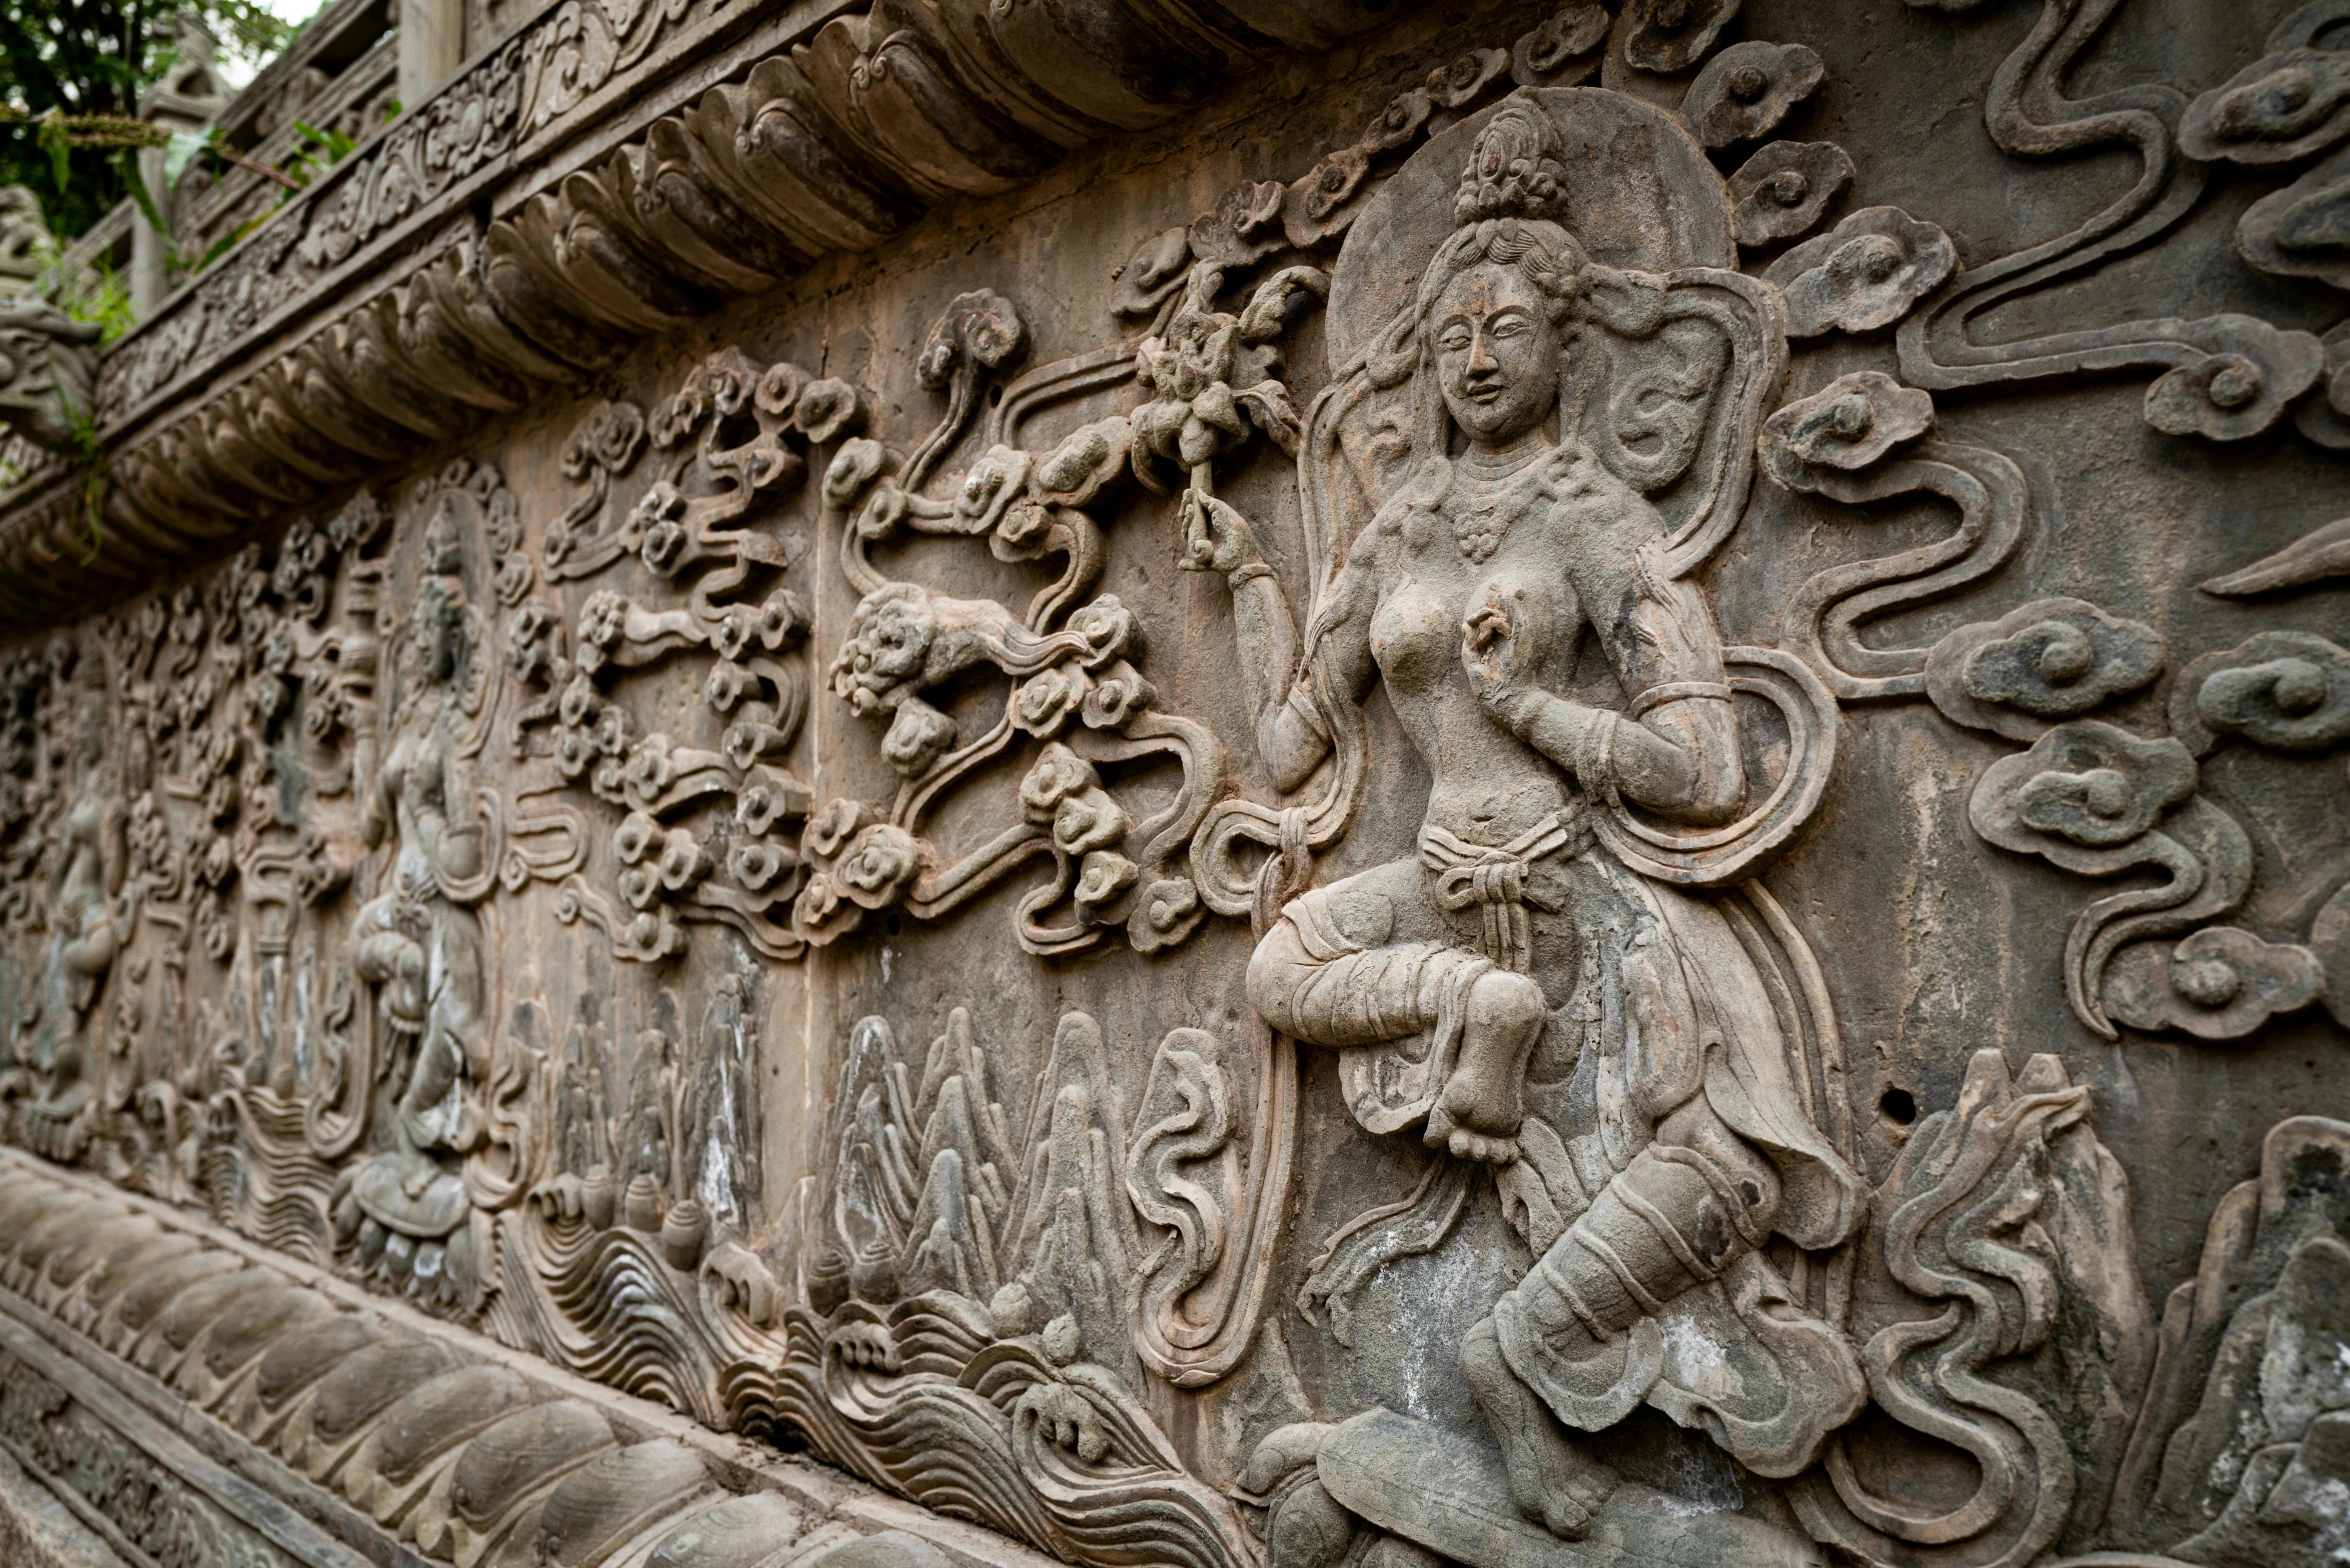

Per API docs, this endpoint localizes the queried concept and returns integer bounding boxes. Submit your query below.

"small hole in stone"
[885,915,903,936]
[988,383,1004,408]
[1880,1088,1917,1125]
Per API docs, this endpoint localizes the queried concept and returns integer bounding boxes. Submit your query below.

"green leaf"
[39,115,72,193]
[118,150,170,240]
[193,218,258,273]
[163,128,209,190]
[292,120,356,161]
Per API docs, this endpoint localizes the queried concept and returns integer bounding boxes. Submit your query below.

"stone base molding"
[0,1147,1051,1568]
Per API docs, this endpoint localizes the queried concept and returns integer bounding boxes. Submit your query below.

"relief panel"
[1,3,2347,1568]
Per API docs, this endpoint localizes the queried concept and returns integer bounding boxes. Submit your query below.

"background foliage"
[1,0,298,241]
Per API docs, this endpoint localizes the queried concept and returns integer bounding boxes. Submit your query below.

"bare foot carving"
[1426,969,1544,1163]
[1461,1317,1617,1539]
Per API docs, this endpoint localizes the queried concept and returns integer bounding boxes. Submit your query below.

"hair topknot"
[1454,100,1570,226]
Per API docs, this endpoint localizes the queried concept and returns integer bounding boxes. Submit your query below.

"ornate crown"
[1454,100,1571,226]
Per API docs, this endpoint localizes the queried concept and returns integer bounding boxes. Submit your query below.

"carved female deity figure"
[1190,103,1865,1548]
[335,572,489,1288]
[16,676,125,1147]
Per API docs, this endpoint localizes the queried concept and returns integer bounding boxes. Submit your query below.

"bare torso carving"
[1193,102,1864,1561]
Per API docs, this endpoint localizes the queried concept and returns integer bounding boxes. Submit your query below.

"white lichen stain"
[2300,1475,2350,1564]
[1660,1311,1732,1399]
[1894,763,1966,1058]
[1394,1240,1484,1421]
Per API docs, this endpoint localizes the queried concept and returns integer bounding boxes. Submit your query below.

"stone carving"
[1789,1049,2153,1568]
[1729,140,1856,248]
[0,3,2345,1568]
[1179,95,1855,1567]
[773,1009,1257,1567]
[0,296,101,454]
[1685,41,1825,150]
[1894,0,2333,441]
[2108,1117,2350,1568]
[0,1153,987,1568]
[0,186,49,298]
[811,282,1232,959]
[332,492,502,1309]
[3,0,1421,624]
[0,1344,298,1568]
[531,347,818,964]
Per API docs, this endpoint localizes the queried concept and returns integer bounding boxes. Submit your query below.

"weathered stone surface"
[0,2,2346,1566]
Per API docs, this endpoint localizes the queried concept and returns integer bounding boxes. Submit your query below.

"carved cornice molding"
[0,0,1395,624]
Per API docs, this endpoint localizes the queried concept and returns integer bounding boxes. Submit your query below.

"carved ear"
[1576,267,1786,578]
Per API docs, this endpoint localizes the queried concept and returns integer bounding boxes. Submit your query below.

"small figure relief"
[7,664,126,1161]
[332,521,500,1311]
[1194,100,1857,1565]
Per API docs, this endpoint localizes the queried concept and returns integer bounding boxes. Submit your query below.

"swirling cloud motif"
[2317,882,2350,1030]
[1759,371,1935,490]
[2142,321,2326,442]
[2179,46,2350,166]
[2300,322,2350,449]
[1764,207,1958,337]
[1976,722,2197,849]
[1971,721,2254,1039]
[2170,631,2350,755]
[1509,2,1608,88]
[1110,227,1194,317]
[1687,42,1825,149]
[2106,927,2324,1040]
[1623,0,1741,73]
[1730,141,1854,247]
[2239,144,2350,292]
[1926,597,2165,741]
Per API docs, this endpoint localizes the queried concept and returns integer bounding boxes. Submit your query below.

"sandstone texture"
[0,2,2345,1566]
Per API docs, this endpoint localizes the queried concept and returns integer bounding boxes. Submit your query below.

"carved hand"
[1462,600,1548,737]
[1178,490,1265,578]
[1464,599,1621,779]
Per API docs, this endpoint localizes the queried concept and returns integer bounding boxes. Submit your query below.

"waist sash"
[1418,806,1588,973]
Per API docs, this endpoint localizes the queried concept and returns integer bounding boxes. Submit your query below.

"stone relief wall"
[1,2,2348,1567]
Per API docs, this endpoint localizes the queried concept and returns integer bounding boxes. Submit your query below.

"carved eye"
[1437,323,1473,352]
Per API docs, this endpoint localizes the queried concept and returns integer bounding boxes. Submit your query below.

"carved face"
[1430,262,1560,447]
[414,586,461,685]
[71,692,105,772]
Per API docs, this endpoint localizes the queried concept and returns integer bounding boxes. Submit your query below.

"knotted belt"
[1418,808,1587,973]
